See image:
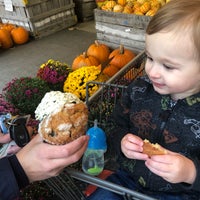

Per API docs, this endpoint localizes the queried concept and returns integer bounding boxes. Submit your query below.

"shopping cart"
[44,51,157,200]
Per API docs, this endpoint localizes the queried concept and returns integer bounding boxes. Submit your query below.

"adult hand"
[145,151,196,185]
[16,134,89,183]
[121,133,148,160]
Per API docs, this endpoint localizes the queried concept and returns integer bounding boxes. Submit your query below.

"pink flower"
[25,90,32,97]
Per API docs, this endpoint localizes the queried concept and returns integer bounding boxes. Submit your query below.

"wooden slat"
[94,8,151,29]
[0,0,77,38]
[94,8,151,53]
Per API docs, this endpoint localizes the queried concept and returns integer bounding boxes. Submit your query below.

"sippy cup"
[82,119,107,176]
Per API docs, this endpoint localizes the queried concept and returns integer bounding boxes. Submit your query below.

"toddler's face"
[145,30,200,100]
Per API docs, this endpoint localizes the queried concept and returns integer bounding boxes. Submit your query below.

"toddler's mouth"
[152,81,165,88]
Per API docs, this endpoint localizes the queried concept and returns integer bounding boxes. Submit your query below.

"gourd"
[140,2,151,14]
[123,5,133,14]
[109,45,136,69]
[146,9,157,16]
[11,26,29,45]
[133,2,141,10]
[117,0,126,6]
[87,40,110,63]
[150,0,161,10]
[134,9,144,15]
[137,0,146,4]
[105,0,116,9]
[72,52,100,71]
[113,4,124,12]
[0,29,13,49]
[157,0,165,6]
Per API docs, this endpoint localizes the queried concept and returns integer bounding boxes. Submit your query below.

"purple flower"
[0,106,4,112]
[25,90,32,97]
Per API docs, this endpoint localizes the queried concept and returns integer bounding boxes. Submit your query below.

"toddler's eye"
[146,55,153,62]
[163,64,173,70]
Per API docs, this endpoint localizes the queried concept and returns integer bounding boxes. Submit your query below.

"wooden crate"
[95,9,151,53]
[0,0,78,38]
[74,0,96,22]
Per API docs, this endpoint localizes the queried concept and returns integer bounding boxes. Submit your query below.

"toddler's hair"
[146,0,200,61]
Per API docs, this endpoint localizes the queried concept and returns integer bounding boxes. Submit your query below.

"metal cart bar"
[67,169,158,200]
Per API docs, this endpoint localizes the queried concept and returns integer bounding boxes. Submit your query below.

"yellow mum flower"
[63,66,108,101]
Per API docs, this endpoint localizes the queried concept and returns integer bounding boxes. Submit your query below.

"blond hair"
[146,0,200,60]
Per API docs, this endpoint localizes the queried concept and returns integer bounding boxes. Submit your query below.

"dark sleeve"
[111,77,150,157]
[181,158,200,192]
[192,158,200,191]
[0,155,29,200]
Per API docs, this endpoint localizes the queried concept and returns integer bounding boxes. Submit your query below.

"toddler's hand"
[121,134,148,160]
[145,151,196,184]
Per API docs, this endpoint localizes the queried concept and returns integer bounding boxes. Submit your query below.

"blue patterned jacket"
[112,76,200,197]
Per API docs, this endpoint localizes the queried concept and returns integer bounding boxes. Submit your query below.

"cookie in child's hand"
[142,139,166,157]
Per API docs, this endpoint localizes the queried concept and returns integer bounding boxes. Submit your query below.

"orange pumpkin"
[109,45,136,69]
[72,51,100,71]
[1,23,16,33]
[0,29,13,49]
[11,26,29,45]
[87,40,110,63]
[102,64,119,77]
[0,24,3,30]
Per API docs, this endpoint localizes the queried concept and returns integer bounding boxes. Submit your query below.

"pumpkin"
[11,26,29,45]
[102,64,119,77]
[109,45,136,69]
[0,29,13,49]
[87,40,110,63]
[72,51,100,71]
[1,23,16,33]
